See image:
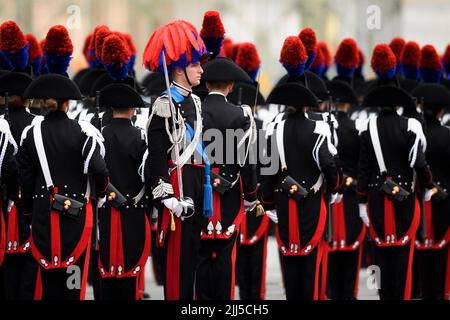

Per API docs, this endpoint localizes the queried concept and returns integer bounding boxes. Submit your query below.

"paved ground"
[86,237,379,300]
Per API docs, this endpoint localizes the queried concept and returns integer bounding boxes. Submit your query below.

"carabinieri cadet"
[0,21,42,300]
[96,83,149,300]
[143,20,212,300]
[232,41,271,300]
[229,82,270,301]
[325,80,366,300]
[18,25,109,299]
[412,84,450,300]
[358,84,434,300]
[261,83,341,300]
[196,57,259,300]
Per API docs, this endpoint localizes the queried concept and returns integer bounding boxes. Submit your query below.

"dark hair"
[45,99,68,112]
[206,80,234,91]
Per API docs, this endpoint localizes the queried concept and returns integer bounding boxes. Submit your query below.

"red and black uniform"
[97,118,150,300]
[261,111,341,300]
[0,120,20,299]
[2,106,39,300]
[196,93,258,300]
[415,116,450,299]
[327,111,366,300]
[18,110,109,300]
[145,83,205,300]
[357,109,433,300]
[237,118,270,300]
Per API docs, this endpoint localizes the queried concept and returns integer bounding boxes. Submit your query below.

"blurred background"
[1,0,450,95]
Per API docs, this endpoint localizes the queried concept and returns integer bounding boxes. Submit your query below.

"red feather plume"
[235,43,260,71]
[101,33,131,66]
[120,33,137,56]
[443,44,450,65]
[0,21,27,53]
[420,45,442,69]
[44,25,73,55]
[389,37,405,59]
[143,20,206,72]
[280,36,307,67]
[334,38,359,69]
[222,38,238,60]
[318,41,332,67]
[400,41,420,66]
[200,11,225,39]
[94,27,112,61]
[89,25,110,55]
[298,28,317,55]
[371,44,397,74]
[25,34,43,62]
[311,46,324,68]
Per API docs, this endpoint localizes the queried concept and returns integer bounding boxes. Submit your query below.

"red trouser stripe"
[6,205,18,251]
[444,245,450,300]
[260,232,268,300]
[403,239,415,300]
[288,199,300,250]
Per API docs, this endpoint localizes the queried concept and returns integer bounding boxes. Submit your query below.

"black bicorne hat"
[228,82,265,106]
[99,83,145,109]
[0,72,32,98]
[72,68,90,87]
[326,80,358,105]
[267,83,318,109]
[202,57,252,83]
[23,74,82,100]
[90,73,136,97]
[362,85,415,110]
[411,83,450,110]
[276,71,328,102]
[78,68,106,96]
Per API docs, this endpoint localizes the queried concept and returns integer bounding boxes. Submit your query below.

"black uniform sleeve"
[82,136,109,195]
[237,116,258,202]
[318,135,342,194]
[145,114,173,201]
[17,133,36,213]
[357,131,371,203]
[409,132,433,188]
[259,134,278,211]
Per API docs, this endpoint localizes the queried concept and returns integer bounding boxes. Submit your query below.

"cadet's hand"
[162,197,183,218]
[7,200,14,213]
[358,203,370,227]
[335,193,343,204]
[266,210,278,224]
[424,188,434,202]
[97,196,107,208]
[330,193,339,204]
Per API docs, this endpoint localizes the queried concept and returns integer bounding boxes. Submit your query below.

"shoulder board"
[355,118,369,135]
[152,96,171,118]
[20,116,44,146]
[240,104,253,118]
[313,121,331,137]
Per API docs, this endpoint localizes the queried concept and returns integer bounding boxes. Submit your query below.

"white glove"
[424,189,434,202]
[358,203,370,227]
[97,196,107,209]
[266,210,278,224]
[151,207,158,219]
[7,200,14,213]
[162,197,183,218]
[330,193,338,204]
[244,200,257,213]
[335,193,343,204]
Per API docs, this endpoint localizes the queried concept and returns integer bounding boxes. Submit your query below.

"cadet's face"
[185,62,203,87]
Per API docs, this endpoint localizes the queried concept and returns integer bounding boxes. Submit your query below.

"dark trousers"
[236,233,268,300]
[283,246,320,300]
[150,229,165,286]
[39,251,89,300]
[100,277,137,300]
[327,249,361,300]
[417,246,450,300]
[196,233,238,300]
[375,243,414,300]
[2,251,38,300]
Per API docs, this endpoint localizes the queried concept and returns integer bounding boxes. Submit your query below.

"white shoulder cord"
[407,118,426,168]
[369,117,388,174]
[237,105,258,167]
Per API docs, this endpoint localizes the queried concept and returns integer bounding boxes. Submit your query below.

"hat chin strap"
[183,68,193,88]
